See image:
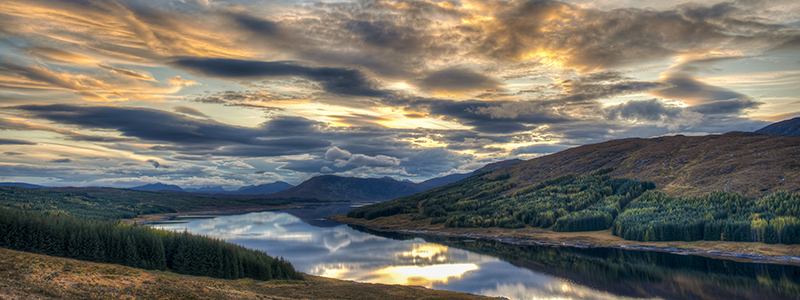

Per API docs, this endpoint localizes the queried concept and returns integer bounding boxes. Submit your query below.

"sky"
[0,0,798,189]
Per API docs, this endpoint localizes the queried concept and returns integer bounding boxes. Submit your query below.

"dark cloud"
[3,152,25,156]
[604,99,687,122]
[229,12,280,36]
[171,58,388,97]
[50,158,73,163]
[0,138,37,145]
[689,98,762,115]
[415,67,501,94]
[146,159,161,169]
[652,73,763,116]
[12,104,332,157]
[671,56,750,73]
[173,106,210,118]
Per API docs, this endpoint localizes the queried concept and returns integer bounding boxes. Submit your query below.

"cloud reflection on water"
[151,210,648,300]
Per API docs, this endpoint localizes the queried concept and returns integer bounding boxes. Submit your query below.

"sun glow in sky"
[0,0,799,188]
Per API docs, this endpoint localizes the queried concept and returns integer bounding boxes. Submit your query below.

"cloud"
[0,117,131,142]
[12,104,332,157]
[28,47,97,64]
[653,73,747,105]
[320,166,333,173]
[222,160,255,169]
[334,154,401,168]
[168,76,200,86]
[171,58,388,97]
[145,159,161,169]
[324,146,352,160]
[99,65,156,81]
[50,158,73,163]
[415,67,502,95]
[603,99,704,130]
[3,152,25,156]
[0,138,37,145]
[173,106,210,118]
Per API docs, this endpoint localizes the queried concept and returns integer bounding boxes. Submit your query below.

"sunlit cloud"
[0,0,796,186]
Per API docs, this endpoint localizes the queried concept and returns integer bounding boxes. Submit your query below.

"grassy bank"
[329,213,800,265]
[0,247,492,300]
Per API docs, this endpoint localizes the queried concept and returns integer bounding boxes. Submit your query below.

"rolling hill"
[493,131,799,199]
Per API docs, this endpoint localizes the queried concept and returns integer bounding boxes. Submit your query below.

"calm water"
[151,204,800,300]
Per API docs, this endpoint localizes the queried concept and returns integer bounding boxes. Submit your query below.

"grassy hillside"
[500,132,799,199]
[0,247,492,300]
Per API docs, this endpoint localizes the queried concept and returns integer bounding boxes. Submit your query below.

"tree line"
[348,169,800,245]
[349,168,655,231]
[613,190,800,244]
[0,206,303,280]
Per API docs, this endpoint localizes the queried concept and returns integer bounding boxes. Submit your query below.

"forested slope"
[348,170,800,244]
[0,186,303,281]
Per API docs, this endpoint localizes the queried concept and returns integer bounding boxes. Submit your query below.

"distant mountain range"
[129,181,296,195]
[260,160,525,201]
[756,117,800,137]
[231,182,294,195]
[129,182,185,192]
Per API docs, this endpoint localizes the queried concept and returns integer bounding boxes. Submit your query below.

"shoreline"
[329,214,800,267]
[123,203,298,225]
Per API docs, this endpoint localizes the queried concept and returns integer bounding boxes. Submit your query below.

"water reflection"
[150,206,800,300]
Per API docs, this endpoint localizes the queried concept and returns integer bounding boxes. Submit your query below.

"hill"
[264,171,486,202]
[266,175,427,202]
[0,248,491,300]
[756,117,800,137]
[0,182,46,189]
[496,132,799,199]
[130,182,185,192]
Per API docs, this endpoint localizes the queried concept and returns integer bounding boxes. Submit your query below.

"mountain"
[490,132,799,199]
[130,182,185,192]
[262,160,530,202]
[0,182,47,189]
[756,117,800,137]
[233,181,294,195]
[265,175,426,202]
[184,186,228,193]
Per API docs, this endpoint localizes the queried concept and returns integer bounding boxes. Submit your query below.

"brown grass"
[499,132,800,199]
[330,213,800,265]
[0,247,493,300]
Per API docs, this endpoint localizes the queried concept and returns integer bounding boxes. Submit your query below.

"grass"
[0,247,493,300]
